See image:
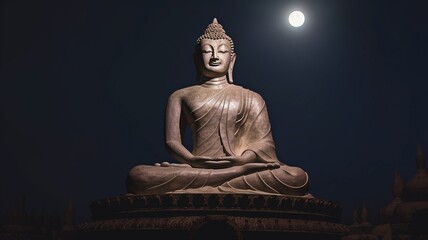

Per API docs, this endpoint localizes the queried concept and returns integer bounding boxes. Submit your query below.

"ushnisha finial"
[196,17,234,54]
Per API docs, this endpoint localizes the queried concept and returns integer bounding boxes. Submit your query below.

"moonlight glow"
[289,11,305,27]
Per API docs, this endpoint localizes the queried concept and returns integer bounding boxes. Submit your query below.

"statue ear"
[193,52,202,82]
[227,53,236,83]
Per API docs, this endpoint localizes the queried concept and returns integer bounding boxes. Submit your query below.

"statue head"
[194,18,236,83]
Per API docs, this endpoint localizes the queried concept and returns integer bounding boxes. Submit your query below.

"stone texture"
[77,194,349,240]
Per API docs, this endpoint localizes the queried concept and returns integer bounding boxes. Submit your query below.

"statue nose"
[211,51,218,59]
[210,56,219,62]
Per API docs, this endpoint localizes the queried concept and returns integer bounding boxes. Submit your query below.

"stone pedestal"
[77,194,349,240]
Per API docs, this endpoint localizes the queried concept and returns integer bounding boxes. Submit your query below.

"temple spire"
[361,203,369,225]
[352,209,359,226]
[14,196,27,224]
[416,144,425,170]
[62,199,75,232]
[392,171,404,198]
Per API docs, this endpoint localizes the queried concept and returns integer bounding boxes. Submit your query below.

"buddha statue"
[126,18,310,197]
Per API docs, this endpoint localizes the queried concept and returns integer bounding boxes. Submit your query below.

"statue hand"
[216,151,257,166]
[189,156,234,169]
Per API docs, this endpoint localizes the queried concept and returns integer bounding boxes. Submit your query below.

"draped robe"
[188,84,277,161]
[126,84,309,196]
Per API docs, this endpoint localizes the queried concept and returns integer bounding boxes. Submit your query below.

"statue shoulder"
[168,85,200,101]
[232,85,265,103]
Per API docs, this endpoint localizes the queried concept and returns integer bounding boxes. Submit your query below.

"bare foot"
[156,162,191,168]
[242,162,280,172]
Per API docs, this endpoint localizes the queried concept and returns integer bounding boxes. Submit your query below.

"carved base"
[77,193,349,240]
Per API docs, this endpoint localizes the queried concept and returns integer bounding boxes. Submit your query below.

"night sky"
[2,0,427,224]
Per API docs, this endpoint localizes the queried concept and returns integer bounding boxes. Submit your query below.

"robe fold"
[190,85,278,163]
[127,84,309,196]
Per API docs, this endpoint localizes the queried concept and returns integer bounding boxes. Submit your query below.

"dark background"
[1,0,427,225]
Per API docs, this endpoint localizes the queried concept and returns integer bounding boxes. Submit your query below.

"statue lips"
[209,60,221,66]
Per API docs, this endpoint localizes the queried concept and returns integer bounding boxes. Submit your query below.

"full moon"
[289,11,305,27]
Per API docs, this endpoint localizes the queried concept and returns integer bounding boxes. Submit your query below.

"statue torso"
[177,84,247,157]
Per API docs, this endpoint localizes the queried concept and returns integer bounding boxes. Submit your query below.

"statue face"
[199,39,233,78]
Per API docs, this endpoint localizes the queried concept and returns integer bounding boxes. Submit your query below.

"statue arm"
[164,92,220,167]
[164,93,194,164]
[243,93,278,163]
[223,91,278,164]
